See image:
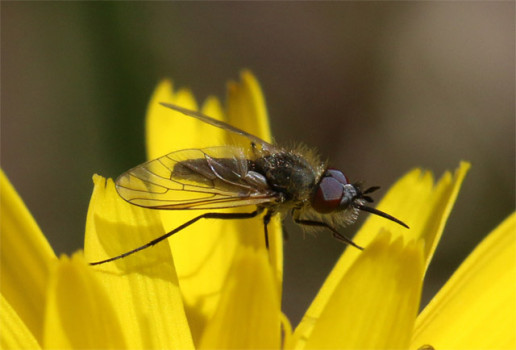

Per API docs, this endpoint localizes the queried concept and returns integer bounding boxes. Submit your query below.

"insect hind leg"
[89,209,263,266]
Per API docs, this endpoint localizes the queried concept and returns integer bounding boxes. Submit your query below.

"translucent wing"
[115,146,278,210]
[159,103,276,152]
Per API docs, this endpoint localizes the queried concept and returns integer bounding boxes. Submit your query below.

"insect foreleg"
[293,215,364,251]
[90,209,263,266]
[262,209,276,249]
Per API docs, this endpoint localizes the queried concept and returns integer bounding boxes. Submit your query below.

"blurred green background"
[2,2,514,325]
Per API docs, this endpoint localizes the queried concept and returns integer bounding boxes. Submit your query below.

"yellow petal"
[143,73,283,344]
[199,247,281,349]
[226,69,273,144]
[0,169,55,343]
[1,294,40,350]
[145,80,242,344]
[356,161,470,269]
[43,254,126,349]
[294,162,470,346]
[301,232,424,349]
[146,81,223,159]
[411,212,516,350]
[226,70,283,291]
[84,175,194,349]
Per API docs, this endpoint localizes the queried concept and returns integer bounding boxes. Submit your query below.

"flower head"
[1,71,514,349]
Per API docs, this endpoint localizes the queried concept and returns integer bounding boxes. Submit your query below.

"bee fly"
[90,103,408,266]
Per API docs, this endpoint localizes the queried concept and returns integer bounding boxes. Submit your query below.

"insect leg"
[262,209,275,249]
[293,216,364,250]
[90,209,262,266]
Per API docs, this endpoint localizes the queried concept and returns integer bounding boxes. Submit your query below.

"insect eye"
[326,169,349,185]
[312,177,344,213]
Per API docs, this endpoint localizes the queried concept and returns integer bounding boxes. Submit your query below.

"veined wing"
[115,146,277,210]
[159,103,275,152]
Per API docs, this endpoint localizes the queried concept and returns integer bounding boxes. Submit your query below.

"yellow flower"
[1,71,514,349]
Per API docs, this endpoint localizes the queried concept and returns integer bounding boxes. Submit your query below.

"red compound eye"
[312,176,344,213]
[326,168,349,185]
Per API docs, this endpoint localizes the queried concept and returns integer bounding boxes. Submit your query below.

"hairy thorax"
[250,151,318,208]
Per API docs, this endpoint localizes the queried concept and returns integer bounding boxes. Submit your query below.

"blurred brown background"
[2,2,514,325]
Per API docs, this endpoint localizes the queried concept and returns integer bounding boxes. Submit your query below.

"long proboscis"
[354,204,410,229]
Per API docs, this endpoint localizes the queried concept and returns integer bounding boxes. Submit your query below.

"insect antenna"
[363,186,381,194]
[362,195,374,203]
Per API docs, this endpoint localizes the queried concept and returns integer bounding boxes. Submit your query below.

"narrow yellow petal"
[411,213,516,350]
[145,80,197,159]
[142,74,283,345]
[357,161,470,268]
[294,162,469,346]
[43,254,126,349]
[202,95,225,124]
[199,247,281,349]
[145,78,175,159]
[1,294,40,350]
[144,80,244,344]
[0,169,55,343]
[301,232,424,349]
[84,175,194,349]
[226,70,284,293]
[146,80,222,160]
[163,96,233,293]
[226,69,273,143]
[416,162,470,267]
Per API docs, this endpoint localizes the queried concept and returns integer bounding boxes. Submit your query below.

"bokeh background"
[2,2,514,325]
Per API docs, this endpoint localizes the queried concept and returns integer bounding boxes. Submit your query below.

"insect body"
[90,103,408,266]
